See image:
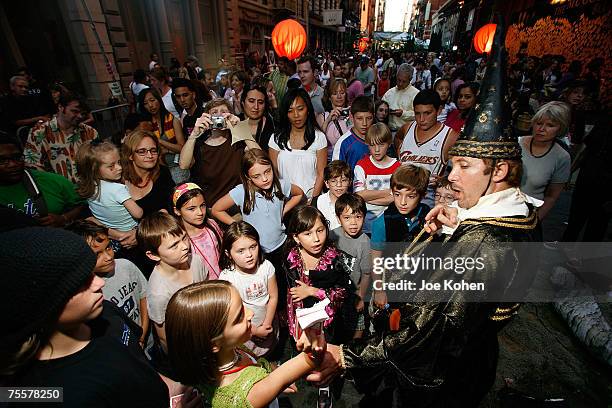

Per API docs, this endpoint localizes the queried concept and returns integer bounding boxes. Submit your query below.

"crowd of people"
[0,25,609,408]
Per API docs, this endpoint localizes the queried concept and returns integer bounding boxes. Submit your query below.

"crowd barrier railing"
[91,103,130,139]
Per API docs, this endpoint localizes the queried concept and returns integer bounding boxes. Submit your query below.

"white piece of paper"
[296,298,330,330]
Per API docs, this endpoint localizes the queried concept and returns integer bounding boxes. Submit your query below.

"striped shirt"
[332,130,369,171]
[270,70,289,106]
[353,156,401,232]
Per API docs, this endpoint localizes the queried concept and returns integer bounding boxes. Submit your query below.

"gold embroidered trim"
[490,303,521,321]
[460,210,538,230]
[448,139,522,159]
[495,303,521,313]
[490,313,516,321]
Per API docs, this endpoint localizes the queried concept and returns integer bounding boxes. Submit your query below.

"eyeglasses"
[0,154,24,165]
[328,177,351,186]
[134,148,159,156]
[434,193,455,202]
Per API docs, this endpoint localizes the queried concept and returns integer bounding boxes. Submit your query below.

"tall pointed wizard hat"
[447,17,521,160]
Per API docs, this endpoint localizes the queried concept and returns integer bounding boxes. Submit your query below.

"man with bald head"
[382,63,420,132]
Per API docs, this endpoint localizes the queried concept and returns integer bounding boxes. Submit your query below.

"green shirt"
[199,349,274,408]
[0,170,82,216]
[270,69,288,107]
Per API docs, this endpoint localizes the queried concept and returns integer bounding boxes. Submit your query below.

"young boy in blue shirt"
[332,96,375,171]
[370,164,430,306]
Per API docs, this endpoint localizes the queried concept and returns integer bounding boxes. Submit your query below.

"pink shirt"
[189,220,222,280]
[322,112,350,160]
[347,80,365,105]
[451,78,465,98]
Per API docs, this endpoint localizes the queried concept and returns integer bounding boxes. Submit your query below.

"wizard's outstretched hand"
[305,344,344,387]
[424,204,459,234]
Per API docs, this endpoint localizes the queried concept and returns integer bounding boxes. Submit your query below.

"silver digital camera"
[211,116,226,129]
[339,108,350,117]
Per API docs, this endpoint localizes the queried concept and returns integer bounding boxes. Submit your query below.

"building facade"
[360,0,376,35]
[0,0,352,109]
[402,0,419,32]
[374,0,386,32]
[412,0,444,40]
[307,0,344,50]
[1,0,235,108]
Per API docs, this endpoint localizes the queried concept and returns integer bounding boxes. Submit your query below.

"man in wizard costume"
[306,18,541,407]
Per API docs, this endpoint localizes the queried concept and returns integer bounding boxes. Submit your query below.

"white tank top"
[399,122,452,207]
[399,121,451,177]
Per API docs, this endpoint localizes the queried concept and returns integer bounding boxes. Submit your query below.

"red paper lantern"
[473,23,497,54]
[272,19,307,60]
[358,38,369,53]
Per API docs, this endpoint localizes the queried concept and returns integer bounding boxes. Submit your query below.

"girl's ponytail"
[75,140,118,199]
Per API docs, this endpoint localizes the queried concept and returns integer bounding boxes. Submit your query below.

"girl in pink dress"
[173,183,223,279]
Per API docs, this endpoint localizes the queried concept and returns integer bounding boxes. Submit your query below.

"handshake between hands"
[297,324,326,358]
[293,299,345,386]
[297,325,344,387]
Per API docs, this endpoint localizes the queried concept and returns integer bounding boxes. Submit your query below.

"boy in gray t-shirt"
[102,258,148,327]
[330,193,372,338]
[67,221,149,347]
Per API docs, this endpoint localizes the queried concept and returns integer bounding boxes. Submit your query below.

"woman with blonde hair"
[122,130,175,215]
[519,101,571,220]
[317,78,350,161]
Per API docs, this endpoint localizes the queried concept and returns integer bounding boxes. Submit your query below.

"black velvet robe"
[343,209,540,407]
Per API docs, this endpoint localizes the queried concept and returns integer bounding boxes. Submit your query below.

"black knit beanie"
[0,227,97,347]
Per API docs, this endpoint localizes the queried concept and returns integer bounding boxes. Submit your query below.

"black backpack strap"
[310,195,319,208]
[22,170,48,217]
[332,119,344,136]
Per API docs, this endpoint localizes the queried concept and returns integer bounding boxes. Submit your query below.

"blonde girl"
[165,280,323,408]
[76,140,142,234]
[212,149,303,313]
[211,148,303,256]
[218,221,279,357]
[173,183,223,279]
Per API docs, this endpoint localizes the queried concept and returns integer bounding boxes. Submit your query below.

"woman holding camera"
[317,78,351,161]
[179,98,259,208]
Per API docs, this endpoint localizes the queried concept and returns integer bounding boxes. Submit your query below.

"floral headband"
[173,182,202,206]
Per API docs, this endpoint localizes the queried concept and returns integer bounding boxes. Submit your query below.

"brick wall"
[505,11,612,106]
